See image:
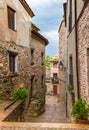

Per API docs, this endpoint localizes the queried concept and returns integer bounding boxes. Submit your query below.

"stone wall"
[78,1,89,103]
[59,70,66,102]
[0,122,89,129]
[3,101,24,122]
[30,32,46,97]
[0,0,32,108]
[0,42,31,108]
[58,20,66,66]
[58,20,66,103]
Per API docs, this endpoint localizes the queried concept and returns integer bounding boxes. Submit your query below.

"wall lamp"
[59,61,66,70]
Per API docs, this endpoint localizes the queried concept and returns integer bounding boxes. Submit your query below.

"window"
[31,48,34,65]
[7,6,16,30]
[41,75,44,88]
[53,62,57,68]
[69,56,73,87]
[53,73,58,78]
[70,56,73,74]
[9,52,17,72]
[69,0,72,32]
[41,52,44,65]
[87,48,89,83]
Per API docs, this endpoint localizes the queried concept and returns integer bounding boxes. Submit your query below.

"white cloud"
[42,30,58,46]
[26,0,67,8]
[25,0,66,56]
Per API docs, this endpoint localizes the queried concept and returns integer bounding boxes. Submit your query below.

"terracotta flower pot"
[78,119,88,124]
[6,93,11,98]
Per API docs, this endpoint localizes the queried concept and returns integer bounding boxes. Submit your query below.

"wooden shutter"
[8,6,15,30]
[9,55,15,72]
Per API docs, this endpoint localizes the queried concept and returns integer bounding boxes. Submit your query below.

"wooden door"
[53,85,57,95]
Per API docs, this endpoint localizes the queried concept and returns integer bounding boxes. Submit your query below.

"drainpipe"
[66,0,68,117]
[75,0,80,99]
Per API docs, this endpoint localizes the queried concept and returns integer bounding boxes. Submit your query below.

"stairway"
[24,98,45,120]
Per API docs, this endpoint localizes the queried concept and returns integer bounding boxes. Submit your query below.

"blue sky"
[26,0,67,56]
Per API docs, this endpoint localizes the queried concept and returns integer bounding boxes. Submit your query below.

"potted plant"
[5,88,11,98]
[13,87,29,100]
[71,98,89,124]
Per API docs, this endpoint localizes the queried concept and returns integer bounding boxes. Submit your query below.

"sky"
[26,0,67,57]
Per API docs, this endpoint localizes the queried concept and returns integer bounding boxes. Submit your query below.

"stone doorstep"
[0,122,89,130]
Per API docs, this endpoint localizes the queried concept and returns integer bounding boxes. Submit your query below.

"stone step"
[25,99,45,117]
[0,122,89,130]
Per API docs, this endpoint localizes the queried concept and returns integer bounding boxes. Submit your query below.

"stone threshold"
[0,122,89,130]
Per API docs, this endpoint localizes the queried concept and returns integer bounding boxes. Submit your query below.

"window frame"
[68,0,72,32]
[9,52,18,73]
[31,48,34,65]
[7,6,16,31]
[41,52,44,65]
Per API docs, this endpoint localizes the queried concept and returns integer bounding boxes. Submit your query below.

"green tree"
[45,56,51,69]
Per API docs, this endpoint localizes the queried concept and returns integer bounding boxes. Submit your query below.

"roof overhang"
[63,3,67,27]
[19,0,35,18]
[31,23,40,32]
[31,30,49,46]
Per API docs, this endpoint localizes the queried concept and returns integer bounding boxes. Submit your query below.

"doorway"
[53,85,57,95]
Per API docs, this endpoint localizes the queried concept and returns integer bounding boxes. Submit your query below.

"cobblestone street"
[24,95,70,123]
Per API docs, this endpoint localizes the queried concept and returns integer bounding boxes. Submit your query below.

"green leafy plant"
[35,94,45,105]
[71,98,89,122]
[6,88,11,93]
[45,56,51,69]
[13,88,29,100]
[68,84,74,95]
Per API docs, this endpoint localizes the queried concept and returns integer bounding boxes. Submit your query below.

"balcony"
[51,77,59,84]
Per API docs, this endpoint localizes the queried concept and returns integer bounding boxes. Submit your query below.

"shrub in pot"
[13,87,29,100]
[71,98,89,123]
[5,88,11,98]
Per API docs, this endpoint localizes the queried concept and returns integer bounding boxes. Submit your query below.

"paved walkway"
[24,95,70,123]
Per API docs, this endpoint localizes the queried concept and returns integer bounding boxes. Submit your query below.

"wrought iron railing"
[51,77,59,84]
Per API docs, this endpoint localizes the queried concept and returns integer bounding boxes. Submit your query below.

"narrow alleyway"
[24,95,70,123]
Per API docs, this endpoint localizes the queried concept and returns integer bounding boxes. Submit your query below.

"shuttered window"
[9,52,17,72]
[7,6,16,30]
[69,0,72,32]
[31,48,34,65]
[41,52,44,65]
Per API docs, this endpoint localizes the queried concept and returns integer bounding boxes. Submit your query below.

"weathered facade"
[0,0,33,106]
[46,55,59,96]
[78,1,89,103]
[58,18,66,103]
[46,68,51,95]
[30,23,48,98]
[66,0,89,118]
[0,0,48,112]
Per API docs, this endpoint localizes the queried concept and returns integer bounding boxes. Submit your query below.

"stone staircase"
[0,122,89,130]
[24,98,45,119]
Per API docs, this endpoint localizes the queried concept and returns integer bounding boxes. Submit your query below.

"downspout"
[75,0,80,99]
[66,1,68,117]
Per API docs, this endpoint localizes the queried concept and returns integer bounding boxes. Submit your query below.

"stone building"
[50,55,59,95]
[46,68,51,95]
[0,0,34,104]
[46,55,59,95]
[65,0,89,118]
[77,1,89,103]
[0,0,48,109]
[30,23,48,98]
[58,15,67,103]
